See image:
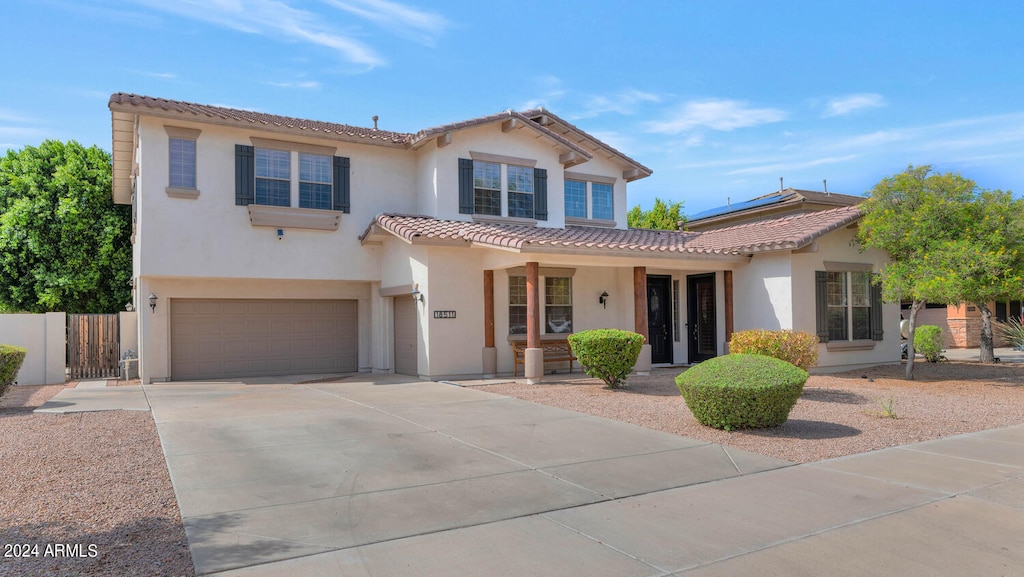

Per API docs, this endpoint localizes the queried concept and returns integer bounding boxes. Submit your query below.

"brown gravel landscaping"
[478,360,1024,464]
[0,384,194,577]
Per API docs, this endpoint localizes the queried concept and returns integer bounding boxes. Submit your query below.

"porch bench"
[510,336,577,377]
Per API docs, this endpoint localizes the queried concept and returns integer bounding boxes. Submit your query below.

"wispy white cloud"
[645,99,787,134]
[824,93,885,117]
[0,108,38,124]
[727,154,861,176]
[129,0,387,68]
[321,0,450,46]
[265,80,322,89]
[518,75,567,111]
[576,89,661,119]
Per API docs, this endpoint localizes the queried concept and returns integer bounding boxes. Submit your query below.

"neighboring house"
[686,188,864,231]
[109,93,899,384]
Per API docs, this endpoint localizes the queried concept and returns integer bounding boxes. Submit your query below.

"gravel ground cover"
[478,361,1024,463]
[0,384,194,577]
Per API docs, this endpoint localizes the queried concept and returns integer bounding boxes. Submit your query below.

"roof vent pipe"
[727,196,731,208]
[779,177,784,192]
[372,115,379,130]
[823,179,828,195]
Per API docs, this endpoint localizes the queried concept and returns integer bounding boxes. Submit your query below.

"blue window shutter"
[235,145,254,206]
[533,167,547,221]
[815,271,829,343]
[458,158,474,214]
[870,277,884,341]
[333,156,350,213]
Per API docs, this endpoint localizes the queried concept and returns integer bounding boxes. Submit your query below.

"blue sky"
[3,0,1023,216]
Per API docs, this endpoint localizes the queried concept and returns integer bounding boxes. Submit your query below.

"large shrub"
[914,325,944,362]
[0,344,27,398]
[567,329,644,389]
[729,329,819,370]
[675,354,808,430]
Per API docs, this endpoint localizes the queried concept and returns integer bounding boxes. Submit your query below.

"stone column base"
[633,344,652,376]
[525,347,544,384]
[482,346,497,378]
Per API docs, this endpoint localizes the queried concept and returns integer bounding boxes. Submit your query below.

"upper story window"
[460,153,547,221]
[473,161,501,216]
[507,165,535,219]
[164,126,201,199]
[169,138,196,189]
[255,149,291,206]
[235,142,350,232]
[815,264,883,347]
[563,172,617,224]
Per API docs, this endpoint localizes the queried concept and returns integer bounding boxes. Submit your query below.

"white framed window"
[254,149,334,209]
[169,138,196,189]
[824,271,874,341]
[563,172,616,222]
[255,148,291,206]
[164,126,201,198]
[299,153,333,210]
[507,165,535,219]
[564,179,587,218]
[473,161,501,216]
[508,275,573,335]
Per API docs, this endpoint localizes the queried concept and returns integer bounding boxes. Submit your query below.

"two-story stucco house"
[109,93,900,384]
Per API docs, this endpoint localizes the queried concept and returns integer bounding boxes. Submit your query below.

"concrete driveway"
[144,374,1024,576]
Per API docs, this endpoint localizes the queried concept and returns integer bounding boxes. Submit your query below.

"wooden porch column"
[724,270,734,348]
[525,262,543,383]
[483,270,495,348]
[482,270,497,377]
[633,267,648,340]
[633,266,651,375]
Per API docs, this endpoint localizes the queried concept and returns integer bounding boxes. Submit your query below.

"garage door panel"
[171,298,358,381]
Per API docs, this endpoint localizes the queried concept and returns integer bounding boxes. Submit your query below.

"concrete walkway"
[36,372,1024,575]
[134,374,1023,576]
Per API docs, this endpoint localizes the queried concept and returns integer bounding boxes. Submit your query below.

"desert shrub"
[994,317,1024,350]
[914,325,944,362]
[728,329,819,370]
[567,329,644,389]
[0,344,28,398]
[675,354,808,430]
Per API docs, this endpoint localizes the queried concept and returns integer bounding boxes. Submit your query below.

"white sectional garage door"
[171,299,357,381]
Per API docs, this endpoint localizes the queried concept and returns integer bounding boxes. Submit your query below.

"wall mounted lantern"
[148,293,158,313]
[599,291,609,309]
[411,286,424,304]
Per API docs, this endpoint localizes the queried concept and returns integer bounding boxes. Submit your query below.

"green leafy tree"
[0,140,130,313]
[627,197,685,230]
[858,165,1024,375]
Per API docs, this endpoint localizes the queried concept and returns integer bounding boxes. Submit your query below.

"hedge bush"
[0,344,28,398]
[675,354,808,430]
[567,329,644,389]
[728,329,819,370]
[914,325,944,362]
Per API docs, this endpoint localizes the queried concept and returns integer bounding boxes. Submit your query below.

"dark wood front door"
[647,275,673,364]
[687,274,717,363]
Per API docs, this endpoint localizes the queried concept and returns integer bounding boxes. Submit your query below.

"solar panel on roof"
[688,194,787,220]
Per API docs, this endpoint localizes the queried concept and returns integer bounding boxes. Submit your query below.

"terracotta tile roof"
[361,205,862,257]
[408,110,591,162]
[109,93,412,144]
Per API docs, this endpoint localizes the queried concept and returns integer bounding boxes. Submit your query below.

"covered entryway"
[393,296,418,375]
[687,274,717,363]
[170,299,357,380]
[647,275,673,364]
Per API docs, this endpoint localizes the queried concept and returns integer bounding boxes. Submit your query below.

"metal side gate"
[67,314,120,379]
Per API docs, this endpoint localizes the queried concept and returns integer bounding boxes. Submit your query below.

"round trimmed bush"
[567,329,644,389]
[914,324,944,362]
[675,354,808,430]
[0,344,28,398]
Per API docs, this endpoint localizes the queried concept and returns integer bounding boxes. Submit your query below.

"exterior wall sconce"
[148,293,158,313]
[599,291,609,309]
[411,286,424,304]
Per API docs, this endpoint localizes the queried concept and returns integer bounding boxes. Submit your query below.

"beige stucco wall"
[733,252,794,332]
[789,228,900,371]
[0,313,66,385]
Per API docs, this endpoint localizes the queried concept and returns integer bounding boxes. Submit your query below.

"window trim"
[164,126,201,198]
[815,267,883,347]
[562,172,618,223]
[507,273,575,336]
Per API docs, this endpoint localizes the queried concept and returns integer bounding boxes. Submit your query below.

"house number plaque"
[433,310,456,319]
